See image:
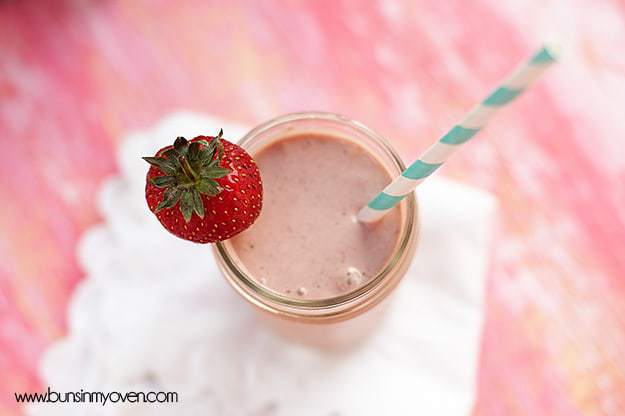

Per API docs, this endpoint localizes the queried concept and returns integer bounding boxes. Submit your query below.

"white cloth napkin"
[29,112,496,416]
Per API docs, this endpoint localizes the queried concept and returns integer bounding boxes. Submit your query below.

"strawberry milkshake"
[214,112,418,348]
[229,133,402,299]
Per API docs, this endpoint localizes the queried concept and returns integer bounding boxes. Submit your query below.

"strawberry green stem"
[179,155,198,181]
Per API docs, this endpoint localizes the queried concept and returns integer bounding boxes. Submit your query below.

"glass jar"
[213,112,418,348]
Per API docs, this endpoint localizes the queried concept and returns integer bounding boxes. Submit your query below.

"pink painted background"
[1,1,624,415]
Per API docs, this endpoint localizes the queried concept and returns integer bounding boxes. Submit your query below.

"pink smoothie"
[229,132,402,300]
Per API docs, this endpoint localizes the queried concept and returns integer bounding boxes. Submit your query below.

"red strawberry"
[143,130,263,243]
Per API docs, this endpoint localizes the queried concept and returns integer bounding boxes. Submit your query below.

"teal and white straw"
[357,44,559,223]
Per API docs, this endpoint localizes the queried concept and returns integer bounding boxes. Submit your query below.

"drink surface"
[229,132,402,299]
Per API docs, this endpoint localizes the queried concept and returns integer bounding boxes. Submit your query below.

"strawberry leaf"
[197,130,223,166]
[197,178,221,196]
[173,137,189,155]
[202,166,230,179]
[192,189,205,218]
[206,158,221,168]
[198,142,218,165]
[143,157,177,175]
[188,142,201,162]
[162,148,179,159]
[150,175,177,188]
[156,187,181,211]
[216,140,224,161]
[180,190,194,223]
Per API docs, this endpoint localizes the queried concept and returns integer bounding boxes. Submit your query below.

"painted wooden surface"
[1,1,624,415]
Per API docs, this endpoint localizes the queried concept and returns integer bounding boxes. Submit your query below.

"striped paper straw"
[357,44,559,223]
